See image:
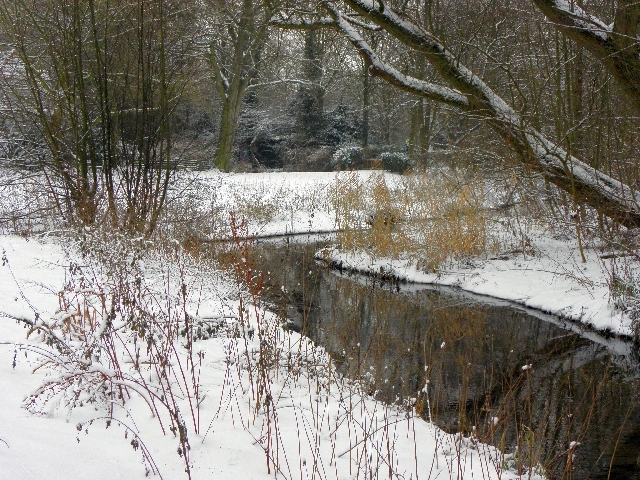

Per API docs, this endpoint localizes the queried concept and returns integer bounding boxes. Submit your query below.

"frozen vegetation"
[1,168,638,479]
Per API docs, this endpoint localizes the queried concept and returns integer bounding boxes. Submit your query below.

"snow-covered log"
[323,0,640,228]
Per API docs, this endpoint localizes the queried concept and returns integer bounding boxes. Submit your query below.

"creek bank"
[252,239,640,480]
[315,239,636,341]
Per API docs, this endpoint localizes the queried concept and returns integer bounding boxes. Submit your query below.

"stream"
[250,237,640,479]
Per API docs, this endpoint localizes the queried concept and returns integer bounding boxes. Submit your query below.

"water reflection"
[253,239,640,479]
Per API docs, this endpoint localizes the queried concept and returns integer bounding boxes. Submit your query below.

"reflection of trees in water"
[255,241,640,479]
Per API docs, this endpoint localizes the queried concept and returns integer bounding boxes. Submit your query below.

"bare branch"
[327,0,640,227]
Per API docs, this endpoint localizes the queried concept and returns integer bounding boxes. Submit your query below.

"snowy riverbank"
[1,234,542,479]
[315,232,633,338]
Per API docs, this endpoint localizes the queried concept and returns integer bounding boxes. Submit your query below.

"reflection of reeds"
[249,242,640,479]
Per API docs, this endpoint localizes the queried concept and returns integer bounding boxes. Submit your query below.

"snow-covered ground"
[0,234,541,479]
[1,168,634,479]
[168,170,396,238]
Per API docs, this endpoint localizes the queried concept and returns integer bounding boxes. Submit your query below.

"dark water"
[251,237,640,480]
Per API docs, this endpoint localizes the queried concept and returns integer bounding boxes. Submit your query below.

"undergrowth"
[330,170,497,271]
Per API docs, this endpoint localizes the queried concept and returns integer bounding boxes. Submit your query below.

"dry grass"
[330,170,497,271]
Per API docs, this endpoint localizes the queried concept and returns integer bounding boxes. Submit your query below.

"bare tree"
[277,0,640,227]
[0,0,196,234]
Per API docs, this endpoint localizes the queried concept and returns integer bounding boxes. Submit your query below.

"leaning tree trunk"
[324,0,640,228]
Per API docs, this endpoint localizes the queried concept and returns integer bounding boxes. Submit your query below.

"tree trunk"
[297,29,325,139]
[216,96,243,171]
[362,60,370,148]
[408,100,420,158]
[209,0,269,171]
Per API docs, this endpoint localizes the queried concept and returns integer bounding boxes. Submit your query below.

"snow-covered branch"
[535,0,611,41]
[270,14,336,29]
[271,12,380,31]
[328,0,640,226]
[245,78,319,90]
[324,4,468,108]
[532,0,640,111]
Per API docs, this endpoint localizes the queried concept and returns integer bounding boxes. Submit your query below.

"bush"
[380,151,414,173]
[332,145,364,170]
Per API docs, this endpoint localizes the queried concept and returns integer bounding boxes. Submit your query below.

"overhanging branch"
[324,0,640,227]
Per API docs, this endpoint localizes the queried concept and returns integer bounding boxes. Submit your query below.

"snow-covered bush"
[608,263,640,330]
[331,144,364,170]
[380,151,414,173]
[12,230,213,477]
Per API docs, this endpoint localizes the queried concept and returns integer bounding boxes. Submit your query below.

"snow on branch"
[340,0,518,121]
[532,0,640,111]
[270,14,336,29]
[537,0,611,41]
[245,78,320,90]
[324,4,469,108]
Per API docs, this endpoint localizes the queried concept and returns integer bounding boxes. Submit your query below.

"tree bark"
[362,59,370,148]
[297,29,325,139]
[215,94,243,172]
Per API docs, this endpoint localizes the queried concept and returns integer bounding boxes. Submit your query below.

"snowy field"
[1,168,635,479]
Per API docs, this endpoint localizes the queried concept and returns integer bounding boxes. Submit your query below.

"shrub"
[380,151,414,173]
[332,145,364,170]
[330,171,495,269]
[606,261,640,339]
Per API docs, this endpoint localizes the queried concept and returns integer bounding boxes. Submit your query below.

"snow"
[0,231,542,479]
[171,169,637,340]
[1,168,636,479]
[171,170,379,238]
[550,0,611,41]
